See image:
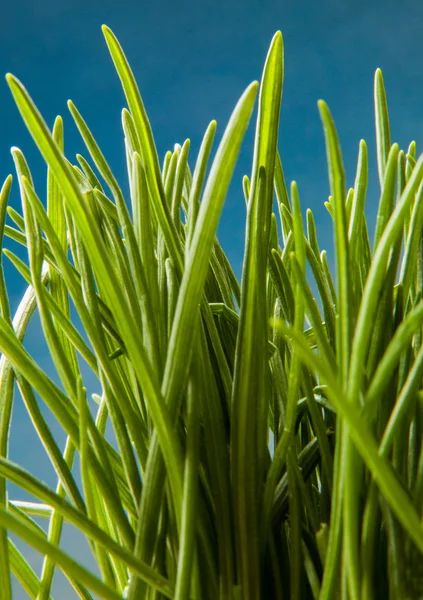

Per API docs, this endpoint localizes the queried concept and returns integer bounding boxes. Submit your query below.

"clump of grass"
[0,24,423,600]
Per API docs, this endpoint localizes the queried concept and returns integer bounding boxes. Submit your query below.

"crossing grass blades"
[0,23,423,600]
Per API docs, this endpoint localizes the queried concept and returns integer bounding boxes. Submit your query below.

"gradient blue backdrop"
[2,0,423,597]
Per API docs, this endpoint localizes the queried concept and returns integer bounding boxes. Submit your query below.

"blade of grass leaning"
[128,78,258,600]
[0,174,14,600]
[348,154,423,405]
[230,30,283,599]
[68,100,163,374]
[0,507,125,600]
[101,26,183,271]
[3,250,97,372]
[8,539,53,600]
[171,138,190,236]
[6,74,185,522]
[0,458,174,595]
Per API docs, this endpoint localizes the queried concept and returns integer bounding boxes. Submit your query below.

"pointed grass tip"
[101,24,115,40]
[5,73,18,88]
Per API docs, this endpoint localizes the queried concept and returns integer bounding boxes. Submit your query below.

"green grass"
[0,24,423,599]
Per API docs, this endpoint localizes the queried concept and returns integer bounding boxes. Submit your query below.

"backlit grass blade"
[186,121,216,250]
[171,139,190,236]
[375,69,391,188]
[399,179,423,300]
[318,100,351,383]
[174,339,202,600]
[102,26,183,272]
[348,140,368,299]
[349,154,423,403]
[0,174,14,600]
[274,152,291,243]
[164,80,258,411]
[0,459,174,595]
[373,143,399,251]
[128,79,258,600]
[8,539,53,600]
[6,74,185,517]
[231,31,283,599]
[306,209,321,261]
[0,507,124,600]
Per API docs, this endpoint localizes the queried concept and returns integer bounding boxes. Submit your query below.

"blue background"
[1,0,423,596]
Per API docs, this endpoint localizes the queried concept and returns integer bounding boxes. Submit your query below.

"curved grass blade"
[8,539,53,600]
[230,34,283,599]
[348,154,423,404]
[102,26,183,271]
[0,174,14,600]
[0,507,124,600]
[6,73,184,520]
[129,78,258,600]
[0,459,174,596]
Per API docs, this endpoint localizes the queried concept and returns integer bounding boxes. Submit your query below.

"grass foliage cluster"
[0,25,423,600]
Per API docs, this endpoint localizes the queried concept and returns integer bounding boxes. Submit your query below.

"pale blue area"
[1,0,423,596]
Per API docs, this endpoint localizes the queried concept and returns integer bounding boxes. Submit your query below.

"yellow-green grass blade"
[174,339,202,600]
[8,539,54,600]
[68,101,161,371]
[3,250,98,373]
[373,143,399,251]
[0,174,14,600]
[399,179,423,301]
[129,78,258,600]
[348,154,423,404]
[0,459,174,596]
[318,100,351,384]
[1,507,123,600]
[374,69,391,188]
[21,178,147,481]
[6,73,185,520]
[171,139,190,237]
[230,32,283,598]
[102,26,183,272]
[186,121,216,250]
